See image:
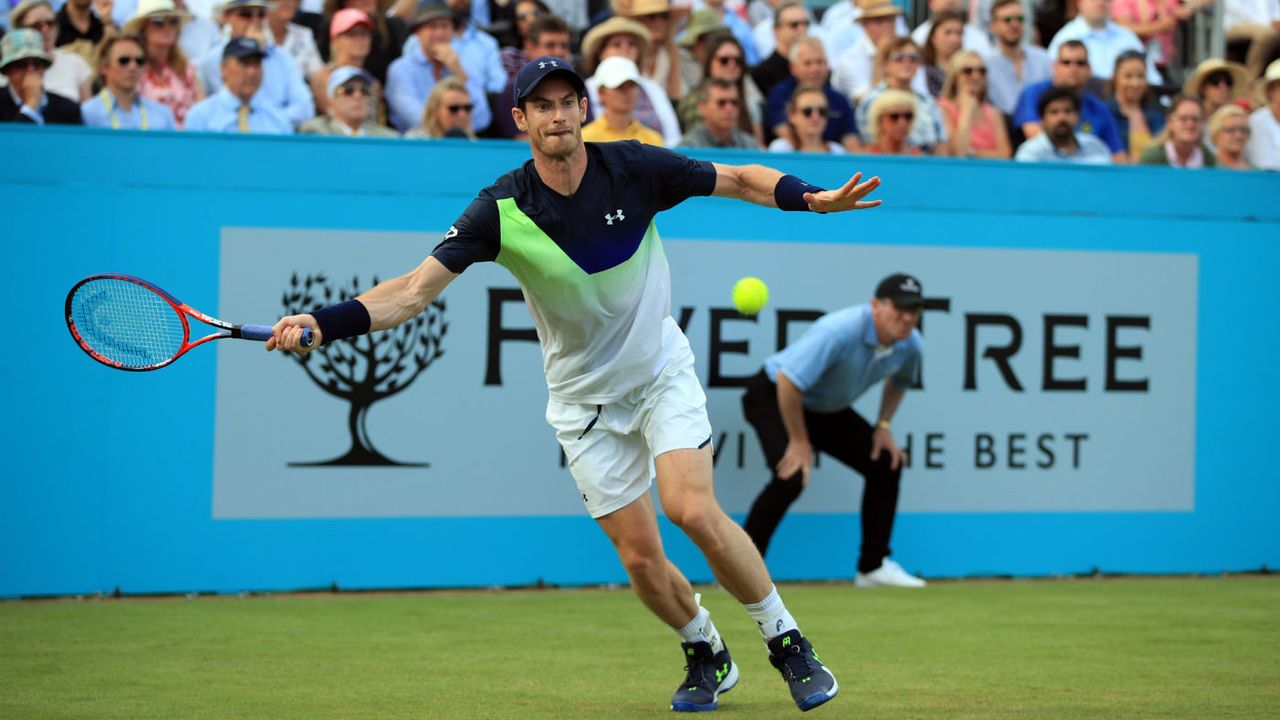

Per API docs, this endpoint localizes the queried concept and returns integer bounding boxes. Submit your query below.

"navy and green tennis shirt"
[431,140,717,404]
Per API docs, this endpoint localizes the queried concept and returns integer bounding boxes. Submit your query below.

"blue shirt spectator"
[764,77,857,146]
[390,15,504,132]
[763,304,922,414]
[1013,80,1124,153]
[81,89,177,130]
[184,86,293,134]
[201,40,314,129]
[1014,131,1113,163]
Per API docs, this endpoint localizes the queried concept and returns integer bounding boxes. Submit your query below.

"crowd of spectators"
[1,0,1277,169]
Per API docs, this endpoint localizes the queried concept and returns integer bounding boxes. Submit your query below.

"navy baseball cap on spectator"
[223,37,266,61]
[875,273,924,309]
[514,56,586,106]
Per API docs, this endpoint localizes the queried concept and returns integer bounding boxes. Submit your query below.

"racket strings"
[71,279,186,368]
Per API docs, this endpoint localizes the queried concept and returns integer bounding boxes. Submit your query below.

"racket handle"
[240,324,314,347]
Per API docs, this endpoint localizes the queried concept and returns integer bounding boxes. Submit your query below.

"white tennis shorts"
[546,351,713,519]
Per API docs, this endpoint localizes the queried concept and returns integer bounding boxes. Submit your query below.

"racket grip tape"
[239,324,314,347]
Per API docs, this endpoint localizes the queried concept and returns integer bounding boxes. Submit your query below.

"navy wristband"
[311,300,371,345]
[774,174,825,212]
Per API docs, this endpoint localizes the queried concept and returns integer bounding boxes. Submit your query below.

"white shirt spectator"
[1048,16,1160,82]
[911,18,994,56]
[819,8,910,61]
[45,48,91,102]
[275,21,325,79]
[1246,105,1280,169]
[831,34,929,103]
[1225,0,1280,28]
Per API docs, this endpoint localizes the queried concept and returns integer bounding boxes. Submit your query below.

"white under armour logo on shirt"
[605,209,625,225]
[539,60,558,68]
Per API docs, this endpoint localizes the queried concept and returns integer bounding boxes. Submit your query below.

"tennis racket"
[65,273,313,372]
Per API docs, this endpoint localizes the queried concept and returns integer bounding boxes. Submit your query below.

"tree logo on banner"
[280,272,447,467]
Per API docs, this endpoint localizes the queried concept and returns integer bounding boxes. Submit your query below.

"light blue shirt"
[200,40,315,128]
[983,44,1053,116]
[1014,131,1113,164]
[388,32,498,133]
[81,90,177,130]
[183,87,293,134]
[1047,18,1160,83]
[396,23,504,132]
[764,304,922,414]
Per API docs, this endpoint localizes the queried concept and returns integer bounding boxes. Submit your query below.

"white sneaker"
[855,558,927,588]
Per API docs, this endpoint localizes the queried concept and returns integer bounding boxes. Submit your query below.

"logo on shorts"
[604,209,625,225]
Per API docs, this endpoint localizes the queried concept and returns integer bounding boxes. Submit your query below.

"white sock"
[743,585,798,641]
[675,595,726,654]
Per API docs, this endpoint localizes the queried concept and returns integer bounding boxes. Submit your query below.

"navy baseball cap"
[513,56,586,105]
[223,36,267,61]
[875,273,924,309]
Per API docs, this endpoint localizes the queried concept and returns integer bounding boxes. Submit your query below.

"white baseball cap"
[594,55,641,90]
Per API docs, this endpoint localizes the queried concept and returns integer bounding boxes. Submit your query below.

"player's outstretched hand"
[267,314,322,354]
[805,172,882,214]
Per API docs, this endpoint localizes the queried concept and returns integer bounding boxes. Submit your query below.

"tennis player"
[269,57,880,713]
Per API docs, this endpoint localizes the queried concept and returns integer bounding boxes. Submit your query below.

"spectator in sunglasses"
[9,0,92,102]
[984,0,1051,117]
[1106,50,1163,160]
[678,32,761,142]
[406,74,474,137]
[1139,93,1215,167]
[1014,85,1112,163]
[1048,0,1156,83]
[764,35,859,149]
[582,55,664,145]
[0,28,83,123]
[1207,104,1254,170]
[199,0,315,128]
[863,89,921,155]
[81,33,178,129]
[1013,41,1125,161]
[831,0,918,104]
[768,83,844,153]
[751,1,816,99]
[938,50,1010,157]
[301,65,397,135]
[124,0,204,128]
[1182,58,1249,122]
[311,9,380,117]
[498,0,548,80]
[677,76,760,148]
[855,37,947,154]
[1245,60,1280,170]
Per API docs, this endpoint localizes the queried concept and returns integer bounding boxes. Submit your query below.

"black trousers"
[741,371,903,574]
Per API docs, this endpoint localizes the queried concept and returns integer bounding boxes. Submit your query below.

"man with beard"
[1015,84,1113,163]
[268,57,883,714]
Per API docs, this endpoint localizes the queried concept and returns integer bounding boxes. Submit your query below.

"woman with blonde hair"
[125,0,204,127]
[406,76,476,138]
[1207,104,1254,170]
[864,88,921,155]
[938,50,1010,158]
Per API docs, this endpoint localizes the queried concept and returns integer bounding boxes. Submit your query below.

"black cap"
[514,56,586,105]
[875,273,924,309]
[223,37,267,61]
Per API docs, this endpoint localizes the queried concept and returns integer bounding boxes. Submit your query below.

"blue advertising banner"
[1,126,1277,597]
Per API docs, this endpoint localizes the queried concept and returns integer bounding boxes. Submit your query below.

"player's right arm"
[267,257,458,353]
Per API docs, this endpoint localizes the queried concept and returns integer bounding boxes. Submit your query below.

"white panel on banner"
[214,228,1196,519]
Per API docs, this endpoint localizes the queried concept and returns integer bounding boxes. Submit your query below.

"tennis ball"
[733,277,769,316]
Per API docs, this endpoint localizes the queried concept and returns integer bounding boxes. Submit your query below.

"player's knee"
[664,496,721,540]
[616,542,663,579]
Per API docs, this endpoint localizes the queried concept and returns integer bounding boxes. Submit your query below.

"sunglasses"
[884,111,914,122]
[1057,58,1088,67]
[337,83,371,96]
[1220,125,1250,135]
[714,54,743,66]
[26,18,57,31]
[6,58,47,71]
[446,103,474,113]
[115,55,147,67]
[232,8,266,18]
[960,66,986,76]
[1204,73,1233,88]
[148,16,181,27]
[798,105,828,118]
[997,14,1024,23]
[890,52,921,63]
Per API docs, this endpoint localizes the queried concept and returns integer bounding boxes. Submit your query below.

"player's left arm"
[710,163,883,213]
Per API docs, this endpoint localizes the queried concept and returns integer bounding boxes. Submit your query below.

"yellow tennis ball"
[733,277,769,316]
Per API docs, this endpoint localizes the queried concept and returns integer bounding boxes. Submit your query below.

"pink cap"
[330,8,374,38]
